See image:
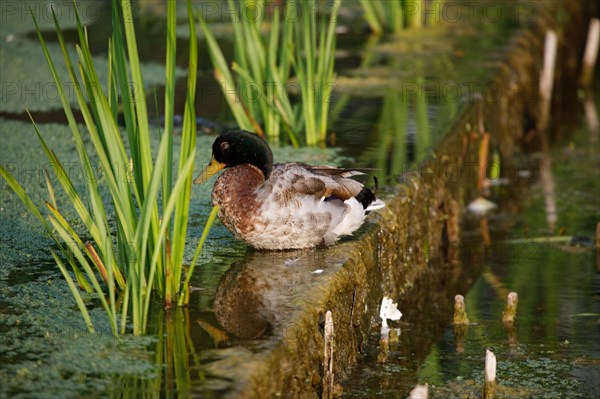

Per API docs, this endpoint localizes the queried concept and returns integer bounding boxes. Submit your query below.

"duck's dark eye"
[220,141,230,152]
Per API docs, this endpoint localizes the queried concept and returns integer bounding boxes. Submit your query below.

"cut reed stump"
[501,292,518,323]
[388,326,400,344]
[323,310,336,399]
[502,292,519,347]
[453,295,470,352]
[580,18,600,89]
[453,294,470,324]
[582,19,600,142]
[483,349,497,399]
[376,336,389,364]
[538,30,558,132]
[409,384,429,399]
[477,133,490,195]
[538,30,559,234]
[377,297,402,363]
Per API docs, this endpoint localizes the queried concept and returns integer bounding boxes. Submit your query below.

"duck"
[194,130,385,250]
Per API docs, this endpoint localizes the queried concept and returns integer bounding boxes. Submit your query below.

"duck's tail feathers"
[366,199,385,211]
[355,187,385,211]
[355,187,375,209]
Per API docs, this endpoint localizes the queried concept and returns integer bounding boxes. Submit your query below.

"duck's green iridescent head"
[194,130,274,184]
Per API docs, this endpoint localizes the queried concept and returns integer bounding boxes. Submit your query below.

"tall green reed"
[359,0,403,34]
[200,0,341,146]
[0,0,218,336]
[360,0,445,34]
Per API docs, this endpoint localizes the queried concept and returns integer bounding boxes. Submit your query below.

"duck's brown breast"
[212,164,265,235]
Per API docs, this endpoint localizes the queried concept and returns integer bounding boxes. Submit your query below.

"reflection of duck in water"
[213,249,334,339]
[194,130,384,250]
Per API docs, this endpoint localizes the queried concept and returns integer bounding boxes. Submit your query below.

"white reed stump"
[409,384,429,399]
[580,18,600,88]
[483,349,497,399]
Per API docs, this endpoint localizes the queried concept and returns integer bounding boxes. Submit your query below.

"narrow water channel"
[341,91,600,398]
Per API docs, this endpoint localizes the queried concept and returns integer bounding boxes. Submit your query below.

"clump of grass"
[359,0,404,34]
[360,0,445,34]
[0,0,218,336]
[198,0,294,144]
[200,0,341,146]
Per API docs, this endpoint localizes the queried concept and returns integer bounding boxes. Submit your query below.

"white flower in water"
[467,196,497,216]
[380,296,402,329]
[518,169,532,178]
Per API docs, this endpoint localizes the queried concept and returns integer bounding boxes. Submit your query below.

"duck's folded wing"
[308,166,377,177]
[265,163,365,202]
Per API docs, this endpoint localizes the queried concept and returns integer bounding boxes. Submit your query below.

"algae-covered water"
[2,1,596,398]
[0,116,350,397]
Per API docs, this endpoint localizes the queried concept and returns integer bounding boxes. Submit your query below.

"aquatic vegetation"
[110,309,201,397]
[200,0,341,146]
[359,0,404,34]
[0,0,217,336]
[359,0,445,34]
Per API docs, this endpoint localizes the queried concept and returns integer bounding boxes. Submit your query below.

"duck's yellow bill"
[193,156,225,184]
